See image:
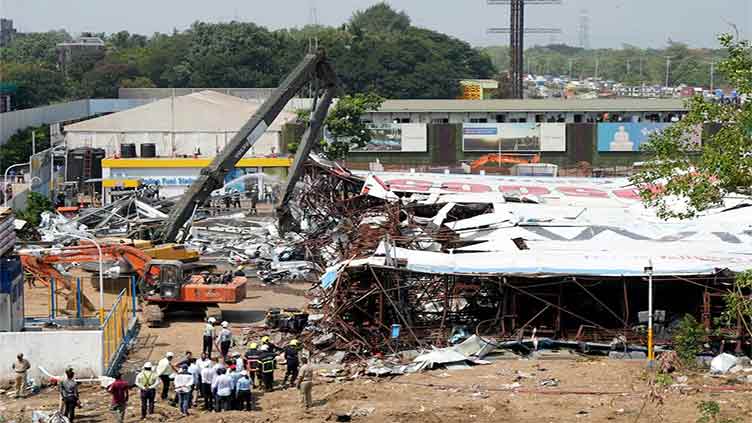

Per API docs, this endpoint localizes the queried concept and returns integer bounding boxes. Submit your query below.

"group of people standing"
[9,318,315,422]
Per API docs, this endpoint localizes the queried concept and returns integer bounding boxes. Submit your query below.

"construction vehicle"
[20,243,245,326]
[20,50,339,324]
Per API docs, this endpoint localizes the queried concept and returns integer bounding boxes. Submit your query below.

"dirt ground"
[4,279,752,423]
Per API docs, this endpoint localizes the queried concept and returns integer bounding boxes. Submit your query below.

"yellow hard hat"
[249,342,258,349]
[289,339,299,346]
[261,336,270,344]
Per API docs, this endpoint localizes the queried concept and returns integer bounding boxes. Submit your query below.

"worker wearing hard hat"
[135,362,160,419]
[244,342,261,388]
[219,321,233,359]
[157,352,177,401]
[259,344,277,392]
[282,340,301,388]
[203,317,217,357]
[260,335,280,353]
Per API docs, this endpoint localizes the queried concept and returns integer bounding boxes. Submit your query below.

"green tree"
[16,192,53,226]
[0,30,71,65]
[631,34,751,219]
[672,314,705,368]
[0,63,66,108]
[350,2,411,34]
[322,93,384,160]
[0,126,51,172]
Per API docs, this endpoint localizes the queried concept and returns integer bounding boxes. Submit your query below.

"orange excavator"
[20,243,246,326]
[470,153,541,171]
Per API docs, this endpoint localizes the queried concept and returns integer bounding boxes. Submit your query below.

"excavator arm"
[20,244,161,295]
[158,49,338,243]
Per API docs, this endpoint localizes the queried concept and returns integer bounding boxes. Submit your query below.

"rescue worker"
[219,321,233,359]
[135,362,159,419]
[249,187,258,215]
[228,365,242,409]
[203,317,216,357]
[107,372,130,423]
[11,353,30,398]
[283,340,301,388]
[259,344,277,392]
[195,352,211,399]
[297,356,315,410]
[200,357,217,411]
[260,335,280,352]
[235,370,253,411]
[156,351,177,400]
[60,367,80,422]
[232,191,241,208]
[244,342,261,388]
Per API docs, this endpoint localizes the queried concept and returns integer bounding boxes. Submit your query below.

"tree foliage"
[322,93,384,160]
[16,192,54,226]
[672,314,704,368]
[0,4,494,108]
[631,35,751,219]
[483,42,727,88]
[0,125,51,172]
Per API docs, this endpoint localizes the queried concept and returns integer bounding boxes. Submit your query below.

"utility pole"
[645,260,655,365]
[594,57,599,80]
[710,61,715,92]
[487,0,562,99]
[664,56,672,88]
[31,130,36,156]
[568,58,574,80]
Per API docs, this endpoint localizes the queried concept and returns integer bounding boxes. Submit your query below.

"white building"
[64,90,295,158]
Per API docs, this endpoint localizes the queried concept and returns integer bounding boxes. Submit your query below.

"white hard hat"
[221,321,229,328]
[259,345,269,352]
[166,352,174,358]
[143,362,153,369]
[208,317,216,323]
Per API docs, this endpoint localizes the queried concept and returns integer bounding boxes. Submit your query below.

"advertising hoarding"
[329,123,428,153]
[597,123,672,152]
[462,123,566,152]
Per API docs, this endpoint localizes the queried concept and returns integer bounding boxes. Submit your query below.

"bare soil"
[4,279,752,423]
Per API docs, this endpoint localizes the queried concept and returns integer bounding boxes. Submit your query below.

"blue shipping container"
[0,256,22,294]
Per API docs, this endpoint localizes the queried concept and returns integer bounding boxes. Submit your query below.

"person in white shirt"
[187,360,201,406]
[135,362,160,419]
[194,352,210,399]
[173,366,194,416]
[219,321,232,359]
[200,358,217,411]
[233,352,244,375]
[203,317,216,357]
[212,368,234,412]
[156,352,176,401]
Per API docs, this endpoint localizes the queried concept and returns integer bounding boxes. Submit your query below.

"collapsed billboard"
[462,123,566,152]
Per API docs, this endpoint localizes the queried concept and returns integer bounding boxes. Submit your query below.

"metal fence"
[101,281,138,376]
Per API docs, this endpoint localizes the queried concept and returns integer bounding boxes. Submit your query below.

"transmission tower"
[487,0,562,99]
[578,9,591,50]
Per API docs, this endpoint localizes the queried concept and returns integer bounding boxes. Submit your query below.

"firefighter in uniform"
[259,345,277,392]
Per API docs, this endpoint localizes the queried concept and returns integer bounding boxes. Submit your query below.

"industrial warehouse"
[1,2,751,422]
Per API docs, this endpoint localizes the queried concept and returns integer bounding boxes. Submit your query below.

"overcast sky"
[2,0,750,49]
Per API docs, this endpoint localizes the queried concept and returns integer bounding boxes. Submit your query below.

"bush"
[673,314,705,368]
[16,192,53,226]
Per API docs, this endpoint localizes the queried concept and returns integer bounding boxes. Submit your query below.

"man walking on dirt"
[107,373,129,423]
[59,368,80,422]
[11,353,30,398]
[157,352,177,400]
[297,356,314,410]
[219,321,232,359]
[135,362,159,419]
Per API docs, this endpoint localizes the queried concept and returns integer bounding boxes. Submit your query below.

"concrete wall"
[0,330,103,382]
[0,99,154,146]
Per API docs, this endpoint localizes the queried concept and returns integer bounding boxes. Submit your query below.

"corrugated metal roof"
[65,90,295,133]
[376,98,687,113]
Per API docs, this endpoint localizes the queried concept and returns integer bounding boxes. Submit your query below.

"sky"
[1,0,750,49]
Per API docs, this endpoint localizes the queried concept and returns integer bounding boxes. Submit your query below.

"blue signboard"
[597,123,672,152]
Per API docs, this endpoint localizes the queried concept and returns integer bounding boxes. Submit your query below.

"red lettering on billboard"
[613,188,641,200]
[441,182,493,193]
[557,186,609,198]
[498,185,551,196]
[383,179,433,192]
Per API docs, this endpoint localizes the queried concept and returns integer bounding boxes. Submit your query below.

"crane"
[157,49,338,243]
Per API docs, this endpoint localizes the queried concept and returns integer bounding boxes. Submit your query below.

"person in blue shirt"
[235,370,253,411]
